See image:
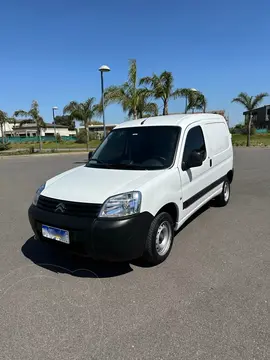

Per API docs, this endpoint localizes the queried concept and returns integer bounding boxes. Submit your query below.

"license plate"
[42,225,70,244]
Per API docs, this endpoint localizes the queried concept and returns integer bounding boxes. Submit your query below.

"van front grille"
[37,195,102,218]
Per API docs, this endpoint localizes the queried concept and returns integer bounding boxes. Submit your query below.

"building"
[243,105,270,131]
[4,123,76,138]
[0,122,13,138]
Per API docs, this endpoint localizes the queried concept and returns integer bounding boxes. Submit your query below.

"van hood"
[41,165,164,204]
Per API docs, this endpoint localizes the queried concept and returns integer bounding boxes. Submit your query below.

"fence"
[0,136,77,143]
[255,129,268,134]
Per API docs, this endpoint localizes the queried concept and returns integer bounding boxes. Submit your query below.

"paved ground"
[0,148,269,360]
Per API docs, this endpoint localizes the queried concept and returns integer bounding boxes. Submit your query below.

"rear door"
[179,123,213,220]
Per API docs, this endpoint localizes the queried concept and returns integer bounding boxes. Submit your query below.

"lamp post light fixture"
[52,106,58,148]
[185,88,198,114]
[99,65,111,138]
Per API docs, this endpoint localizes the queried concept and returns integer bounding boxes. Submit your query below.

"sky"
[1,0,270,127]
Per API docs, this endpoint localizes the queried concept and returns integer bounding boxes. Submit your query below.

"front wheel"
[215,177,230,207]
[142,212,174,265]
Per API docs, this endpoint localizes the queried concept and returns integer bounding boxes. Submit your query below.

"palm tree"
[105,59,150,120]
[0,110,8,144]
[63,97,99,151]
[232,92,269,146]
[128,89,159,119]
[186,92,207,113]
[140,71,184,115]
[14,100,46,151]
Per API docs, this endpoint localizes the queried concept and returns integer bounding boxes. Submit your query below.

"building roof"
[115,113,224,129]
[243,105,270,115]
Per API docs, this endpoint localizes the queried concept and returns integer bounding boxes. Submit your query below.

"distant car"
[28,114,234,265]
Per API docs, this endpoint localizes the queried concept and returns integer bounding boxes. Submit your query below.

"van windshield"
[86,126,181,170]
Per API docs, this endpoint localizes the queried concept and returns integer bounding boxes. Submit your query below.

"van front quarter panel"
[139,168,182,227]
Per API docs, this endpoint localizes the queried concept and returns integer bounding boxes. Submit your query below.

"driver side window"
[182,126,206,170]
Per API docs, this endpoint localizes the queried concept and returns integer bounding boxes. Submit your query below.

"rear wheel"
[142,212,174,265]
[215,177,230,207]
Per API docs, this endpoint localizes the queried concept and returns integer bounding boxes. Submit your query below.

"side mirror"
[88,151,93,161]
[184,151,203,170]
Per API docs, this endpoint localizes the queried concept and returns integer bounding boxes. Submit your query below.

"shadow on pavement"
[22,201,216,276]
[21,237,133,278]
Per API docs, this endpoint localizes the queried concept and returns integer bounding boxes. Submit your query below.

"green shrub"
[75,129,87,144]
[56,133,62,143]
[0,142,11,151]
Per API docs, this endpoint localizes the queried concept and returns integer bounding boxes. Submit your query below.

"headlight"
[99,191,141,218]
[33,183,46,206]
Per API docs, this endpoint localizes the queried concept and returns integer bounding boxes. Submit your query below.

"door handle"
[210,159,212,167]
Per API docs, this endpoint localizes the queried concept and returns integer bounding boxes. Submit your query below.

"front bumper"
[28,204,153,261]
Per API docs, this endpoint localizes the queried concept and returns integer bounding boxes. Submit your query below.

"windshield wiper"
[109,163,148,170]
[88,158,112,167]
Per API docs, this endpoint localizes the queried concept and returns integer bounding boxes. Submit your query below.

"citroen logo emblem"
[55,203,66,213]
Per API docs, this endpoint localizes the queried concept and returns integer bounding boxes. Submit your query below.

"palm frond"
[128,59,137,88]
[139,76,153,86]
[37,115,46,128]
[143,102,159,117]
[251,92,269,109]
[14,110,29,118]
[104,85,126,105]
[171,88,186,100]
[84,97,96,109]
[231,92,253,110]
[232,92,269,111]
[93,102,103,117]
[63,101,80,114]
[186,92,207,112]
[0,110,8,125]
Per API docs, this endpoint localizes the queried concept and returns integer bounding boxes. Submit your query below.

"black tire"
[215,177,230,207]
[142,212,174,266]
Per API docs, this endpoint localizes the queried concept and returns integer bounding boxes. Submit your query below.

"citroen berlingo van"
[28,114,234,265]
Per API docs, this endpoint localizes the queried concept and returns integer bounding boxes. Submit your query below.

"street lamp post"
[99,65,111,139]
[52,106,58,149]
[185,88,197,114]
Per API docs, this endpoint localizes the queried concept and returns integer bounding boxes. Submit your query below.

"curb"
[0,151,91,159]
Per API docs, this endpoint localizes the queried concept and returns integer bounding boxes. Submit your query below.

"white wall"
[68,130,76,136]
[0,122,13,137]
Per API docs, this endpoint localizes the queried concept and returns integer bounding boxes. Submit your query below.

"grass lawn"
[232,134,270,146]
[10,140,101,150]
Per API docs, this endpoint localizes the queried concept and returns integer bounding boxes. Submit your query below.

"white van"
[29,114,234,265]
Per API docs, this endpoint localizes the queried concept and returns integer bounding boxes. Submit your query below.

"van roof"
[115,113,225,129]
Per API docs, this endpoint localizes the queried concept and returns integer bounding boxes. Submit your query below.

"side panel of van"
[177,121,216,226]
[176,118,233,228]
[202,121,233,179]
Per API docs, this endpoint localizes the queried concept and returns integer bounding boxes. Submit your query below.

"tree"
[134,91,159,119]
[140,71,184,115]
[14,100,46,151]
[232,92,269,146]
[0,110,8,144]
[54,115,76,130]
[186,91,207,113]
[63,97,99,151]
[105,59,151,120]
